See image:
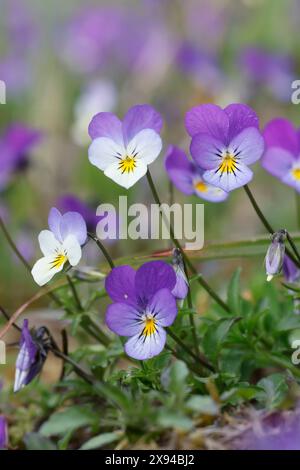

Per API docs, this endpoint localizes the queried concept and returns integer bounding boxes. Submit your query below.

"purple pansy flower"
[105,261,177,360]
[0,416,8,449]
[261,118,300,192]
[283,255,300,283]
[171,249,189,300]
[88,104,163,189]
[165,145,228,202]
[186,103,264,192]
[0,123,41,191]
[31,207,87,286]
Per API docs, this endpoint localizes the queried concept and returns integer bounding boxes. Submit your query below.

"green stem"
[146,170,230,313]
[244,184,300,268]
[52,347,94,385]
[167,329,214,372]
[66,274,83,311]
[88,232,115,269]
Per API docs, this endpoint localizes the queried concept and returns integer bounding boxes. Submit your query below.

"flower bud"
[265,229,286,282]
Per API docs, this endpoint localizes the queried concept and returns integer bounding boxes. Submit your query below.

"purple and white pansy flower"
[186,103,265,192]
[262,118,300,192]
[165,145,228,202]
[88,104,163,189]
[31,207,87,286]
[105,261,177,360]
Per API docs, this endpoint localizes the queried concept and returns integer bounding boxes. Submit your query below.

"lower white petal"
[63,235,82,266]
[126,129,162,165]
[31,255,66,286]
[104,158,147,189]
[88,137,126,171]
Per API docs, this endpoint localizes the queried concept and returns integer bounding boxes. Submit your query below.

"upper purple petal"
[122,104,163,145]
[60,211,87,246]
[263,118,299,156]
[185,104,229,141]
[48,207,63,242]
[225,103,260,141]
[105,265,137,305]
[165,145,195,195]
[135,260,176,304]
[88,112,123,145]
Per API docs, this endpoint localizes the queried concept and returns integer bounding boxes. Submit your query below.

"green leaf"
[24,433,57,450]
[227,268,241,315]
[203,317,241,364]
[40,406,97,437]
[80,432,121,450]
[157,411,193,431]
[185,396,219,415]
[256,373,288,409]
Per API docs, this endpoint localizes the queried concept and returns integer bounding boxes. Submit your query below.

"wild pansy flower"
[0,416,8,449]
[31,207,87,286]
[0,123,41,191]
[186,103,264,192]
[171,249,189,300]
[88,104,163,189]
[262,118,300,192]
[14,320,50,392]
[165,145,228,202]
[265,230,286,282]
[105,261,177,360]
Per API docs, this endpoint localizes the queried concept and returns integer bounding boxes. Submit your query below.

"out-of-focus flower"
[60,7,124,74]
[262,118,300,192]
[31,208,87,286]
[105,261,177,360]
[165,145,228,202]
[88,104,163,189]
[186,103,264,192]
[14,320,50,392]
[177,43,223,93]
[15,231,35,264]
[283,255,300,283]
[0,123,41,191]
[0,55,32,96]
[265,230,286,282]
[6,0,37,53]
[240,47,294,102]
[0,416,8,449]
[71,80,117,146]
[57,194,99,233]
[171,249,189,300]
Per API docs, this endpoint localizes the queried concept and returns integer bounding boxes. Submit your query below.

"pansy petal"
[229,127,265,165]
[263,118,299,155]
[165,146,195,195]
[185,104,229,140]
[282,169,300,192]
[31,255,65,286]
[225,103,259,141]
[48,207,63,242]
[190,133,226,170]
[261,147,295,179]
[104,158,148,189]
[203,162,253,192]
[105,303,141,336]
[124,326,166,360]
[63,235,82,266]
[127,129,162,165]
[135,261,176,304]
[88,112,123,145]
[88,137,125,171]
[60,212,87,246]
[38,230,61,256]
[105,265,137,305]
[194,180,228,202]
[148,288,177,326]
[122,104,163,146]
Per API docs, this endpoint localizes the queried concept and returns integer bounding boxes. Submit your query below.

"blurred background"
[0,0,300,378]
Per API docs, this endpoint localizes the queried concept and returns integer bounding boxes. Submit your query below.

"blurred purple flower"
[6,0,37,53]
[262,118,300,192]
[15,232,35,264]
[0,55,32,96]
[0,123,41,191]
[283,255,300,283]
[105,261,177,360]
[0,416,8,449]
[240,47,294,102]
[57,194,100,233]
[165,145,228,202]
[186,103,264,192]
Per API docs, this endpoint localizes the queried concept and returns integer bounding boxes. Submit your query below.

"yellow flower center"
[292,168,300,181]
[218,152,238,175]
[194,181,208,193]
[142,316,157,337]
[51,253,67,269]
[118,156,137,174]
